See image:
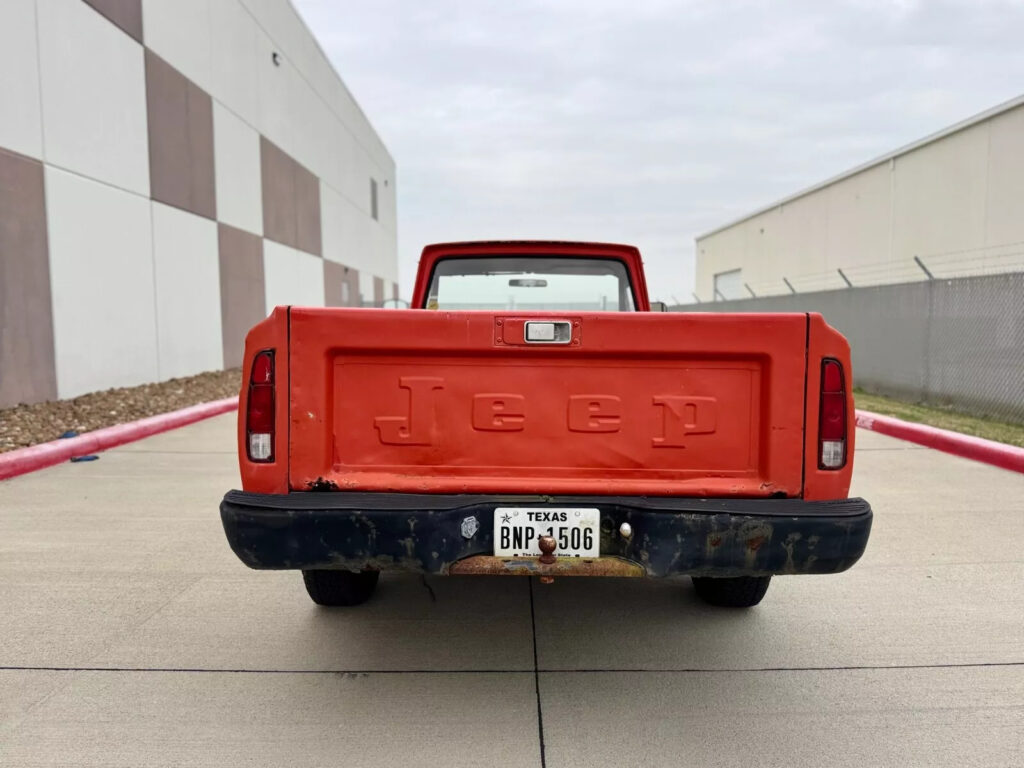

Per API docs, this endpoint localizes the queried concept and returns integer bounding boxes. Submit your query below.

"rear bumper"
[220,491,872,578]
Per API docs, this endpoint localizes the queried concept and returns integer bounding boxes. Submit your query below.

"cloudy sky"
[293,0,1024,304]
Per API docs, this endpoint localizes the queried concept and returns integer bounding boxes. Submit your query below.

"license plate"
[493,507,600,558]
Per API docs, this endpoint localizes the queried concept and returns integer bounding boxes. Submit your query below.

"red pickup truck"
[220,241,871,608]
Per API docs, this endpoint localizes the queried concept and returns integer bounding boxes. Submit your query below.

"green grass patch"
[854,389,1024,448]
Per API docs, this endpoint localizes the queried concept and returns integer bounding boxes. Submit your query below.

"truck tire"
[302,569,379,606]
[691,575,771,607]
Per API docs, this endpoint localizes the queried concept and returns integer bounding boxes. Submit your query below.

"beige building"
[694,95,1024,302]
[0,0,396,408]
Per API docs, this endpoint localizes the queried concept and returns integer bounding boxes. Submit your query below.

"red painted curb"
[0,396,238,481]
[855,409,1024,474]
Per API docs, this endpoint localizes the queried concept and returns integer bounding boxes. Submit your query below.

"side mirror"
[649,301,668,312]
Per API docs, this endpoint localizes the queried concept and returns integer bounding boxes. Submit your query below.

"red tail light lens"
[251,352,273,385]
[248,385,273,432]
[246,350,275,462]
[818,359,847,469]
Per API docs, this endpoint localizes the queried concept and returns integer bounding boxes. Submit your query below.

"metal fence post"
[914,256,935,280]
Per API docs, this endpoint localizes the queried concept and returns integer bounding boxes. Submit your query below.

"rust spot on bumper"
[448,555,645,577]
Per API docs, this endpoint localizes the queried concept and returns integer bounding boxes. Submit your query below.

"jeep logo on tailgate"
[374,377,717,447]
[373,377,444,445]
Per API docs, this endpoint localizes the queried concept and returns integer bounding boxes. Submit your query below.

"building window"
[713,269,742,301]
[370,178,378,221]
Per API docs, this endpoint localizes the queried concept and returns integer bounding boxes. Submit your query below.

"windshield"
[424,256,636,311]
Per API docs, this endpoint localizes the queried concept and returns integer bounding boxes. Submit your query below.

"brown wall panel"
[0,149,57,407]
[185,79,216,220]
[260,137,296,248]
[324,262,359,307]
[260,137,321,256]
[82,0,143,42]
[145,51,216,219]
[145,51,187,207]
[218,223,266,369]
[294,162,322,256]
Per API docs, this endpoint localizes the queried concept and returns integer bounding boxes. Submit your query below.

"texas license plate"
[493,508,600,558]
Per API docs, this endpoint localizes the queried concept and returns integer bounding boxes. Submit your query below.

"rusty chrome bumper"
[220,491,872,578]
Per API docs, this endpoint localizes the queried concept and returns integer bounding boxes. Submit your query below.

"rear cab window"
[424,255,638,311]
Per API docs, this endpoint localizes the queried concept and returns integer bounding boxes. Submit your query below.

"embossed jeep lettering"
[374,378,718,447]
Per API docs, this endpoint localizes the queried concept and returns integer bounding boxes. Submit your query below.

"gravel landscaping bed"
[0,369,241,453]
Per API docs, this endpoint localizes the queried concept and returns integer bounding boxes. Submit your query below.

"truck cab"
[220,241,872,608]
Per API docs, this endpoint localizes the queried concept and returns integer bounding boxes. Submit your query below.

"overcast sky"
[292,0,1024,304]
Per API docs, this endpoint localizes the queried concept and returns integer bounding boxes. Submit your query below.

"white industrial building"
[0,0,397,408]
[695,95,1024,302]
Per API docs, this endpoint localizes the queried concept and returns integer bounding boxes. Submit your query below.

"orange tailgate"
[288,309,808,497]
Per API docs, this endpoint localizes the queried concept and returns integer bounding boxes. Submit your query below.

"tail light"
[818,358,847,469]
[246,350,275,462]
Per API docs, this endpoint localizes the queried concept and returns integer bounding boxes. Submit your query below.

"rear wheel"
[302,569,380,606]
[691,575,771,607]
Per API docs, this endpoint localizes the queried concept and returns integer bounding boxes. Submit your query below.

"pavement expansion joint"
[1,661,1022,675]
[528,577,548,768]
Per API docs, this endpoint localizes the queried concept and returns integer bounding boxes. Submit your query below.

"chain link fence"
[680,271,1024,425]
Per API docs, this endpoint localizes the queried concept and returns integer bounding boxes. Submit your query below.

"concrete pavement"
[1,415,1022,766]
